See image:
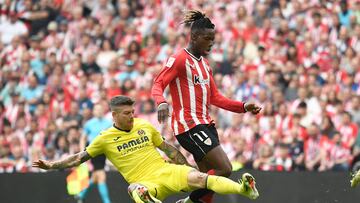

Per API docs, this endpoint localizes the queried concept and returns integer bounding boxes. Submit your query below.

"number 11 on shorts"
[194,131,212,146]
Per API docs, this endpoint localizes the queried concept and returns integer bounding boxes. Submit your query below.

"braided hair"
[182,10,215,32]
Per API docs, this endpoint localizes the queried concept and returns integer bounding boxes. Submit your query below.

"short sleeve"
[147,123,164,147]
[85,134,103,158]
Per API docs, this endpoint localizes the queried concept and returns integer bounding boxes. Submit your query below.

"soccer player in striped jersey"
[152,10,262,203]
[32,95,259,203]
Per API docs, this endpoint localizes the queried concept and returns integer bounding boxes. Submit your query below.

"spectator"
[0,36,27,71]
[0,11,28,45]
[0,101,8,130]
[20,74,44,114]
[349,96,360,126]
[9,138,28,173]
[320,115,337,139]
[287,127,305,171]
[63,101,83,129]
[326,132,352,171]
[96,38,116,69]
[338,0,353,28]
[54,132,69,157]
[75,33,99,64]
[253,144,275,171]
[23,0,59,36]
[137,99,160,131]
[0,140,13,173]
[116,59,139,85]
[82,52,101,75]
[231,136,253,170]
[304,124,323,171]
[274,143,293,171]
[338,111,358,149]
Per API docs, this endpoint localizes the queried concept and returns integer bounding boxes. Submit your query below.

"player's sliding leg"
[238,173,259,199]
[190,169,216,203]
[351,169,360,188]
[207,172,259,200]
[187,170,259,200]
[177,169,216,203]
[128,183,162,203]
[182,145,233,203]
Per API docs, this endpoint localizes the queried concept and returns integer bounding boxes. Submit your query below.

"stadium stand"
[0,0,360,174]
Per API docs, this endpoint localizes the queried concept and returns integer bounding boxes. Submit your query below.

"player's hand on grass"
[244,103,262,114]
[32,159,52,170]
[157,103,169,123]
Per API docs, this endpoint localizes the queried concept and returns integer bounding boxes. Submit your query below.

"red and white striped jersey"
[152,48,245,135]
[338,123,358,149]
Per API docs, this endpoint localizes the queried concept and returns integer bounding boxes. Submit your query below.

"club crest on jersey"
[194,75,209,85]
[138,129,145,135]
[166,57,175,68]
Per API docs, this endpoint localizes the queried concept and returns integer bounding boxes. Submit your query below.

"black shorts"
[91,154,106,171]
[175,124,220,162]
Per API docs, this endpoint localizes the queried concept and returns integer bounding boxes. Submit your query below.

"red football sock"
[199,192,214,203]
[207,169,215,175]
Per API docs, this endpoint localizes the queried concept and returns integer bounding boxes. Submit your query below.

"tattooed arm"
[157,141,191,166]
[32,151,92,170]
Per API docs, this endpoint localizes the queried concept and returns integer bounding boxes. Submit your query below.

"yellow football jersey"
[86,118,166,183]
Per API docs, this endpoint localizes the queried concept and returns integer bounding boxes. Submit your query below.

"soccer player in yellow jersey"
[33,95,259,202]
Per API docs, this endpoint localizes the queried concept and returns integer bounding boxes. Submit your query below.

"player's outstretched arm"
[32,151,92,170]
[209,75,261,114]
[158,140,191,166]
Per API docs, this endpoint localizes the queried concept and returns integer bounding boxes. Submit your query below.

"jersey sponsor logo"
[194,75,209,85]
[117,136,150,152]
[113,136,121,141]
[165,57,175,68]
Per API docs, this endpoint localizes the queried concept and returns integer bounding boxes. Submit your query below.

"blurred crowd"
[0,0,360,173]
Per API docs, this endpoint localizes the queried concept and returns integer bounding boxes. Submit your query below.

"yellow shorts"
[137,163,194,201]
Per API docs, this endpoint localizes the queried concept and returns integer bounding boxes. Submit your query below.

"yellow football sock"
[206,175,241,194]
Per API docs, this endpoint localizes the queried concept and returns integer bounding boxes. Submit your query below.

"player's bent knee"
[187,169,208,189]
[128,183,141,194]
[127,184,158,203]
[222,165,232,177]
[128,183,140,202]
[95,170,107,183]
[217,163,232,177]
[91,171,103,183]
